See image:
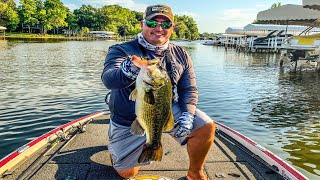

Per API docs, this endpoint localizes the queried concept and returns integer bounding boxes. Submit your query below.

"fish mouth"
[143,80,154,87]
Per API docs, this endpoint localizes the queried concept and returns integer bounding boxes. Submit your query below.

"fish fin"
[130,119,145,136]
[163,112,175,131]
[138,144,163,163]
[144,90,155,104]
[129,89,138,101]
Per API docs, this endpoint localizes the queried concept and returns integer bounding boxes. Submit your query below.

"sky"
[61,0,303,33]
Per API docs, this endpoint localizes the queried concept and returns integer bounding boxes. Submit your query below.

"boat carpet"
[3,114,284,180]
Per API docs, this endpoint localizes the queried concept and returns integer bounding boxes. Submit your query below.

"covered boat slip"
[255,4,320,72]
[257,4,320,26]
[245,4,320,52]
[215,24,320,53]
[1,113,287,180]
[303,0,320,10]
[207,4,320,53]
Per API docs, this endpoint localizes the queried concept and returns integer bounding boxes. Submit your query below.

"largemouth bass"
[129,55,174,163]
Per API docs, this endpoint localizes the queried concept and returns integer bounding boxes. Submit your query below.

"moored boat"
[0,111,308,180]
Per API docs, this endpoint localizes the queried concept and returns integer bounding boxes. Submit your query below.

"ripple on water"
[0,41,319,179]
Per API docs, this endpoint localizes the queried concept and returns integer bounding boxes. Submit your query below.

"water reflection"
[215,47,320,177]
[241,53,320,176]
[252,71,320,175]
[0,40,8,48]
[0,40,113,159]
[0,41,319,178]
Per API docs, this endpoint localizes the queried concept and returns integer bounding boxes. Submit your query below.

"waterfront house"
[303,0,320,10]
[89,31,117,39]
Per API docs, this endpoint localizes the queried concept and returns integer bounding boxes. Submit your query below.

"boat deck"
[3,114,284,180]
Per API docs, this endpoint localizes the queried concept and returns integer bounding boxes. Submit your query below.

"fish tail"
[138,143,163,163]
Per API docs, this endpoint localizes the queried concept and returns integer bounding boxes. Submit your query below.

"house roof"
[225,27,244,34]
[303,0,320,10]
[256,4,320,26]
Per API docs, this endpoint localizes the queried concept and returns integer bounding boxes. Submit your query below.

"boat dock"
[1,113,285,180]
[202,3,320,72]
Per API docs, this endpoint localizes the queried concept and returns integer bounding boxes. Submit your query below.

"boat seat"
[296,37,317,45]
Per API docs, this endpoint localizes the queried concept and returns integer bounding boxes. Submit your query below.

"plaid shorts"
[107,103,213,170]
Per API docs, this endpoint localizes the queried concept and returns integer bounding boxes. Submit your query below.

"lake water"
[0,39,319,179]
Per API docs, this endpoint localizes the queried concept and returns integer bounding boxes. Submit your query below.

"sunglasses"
[144,20,173,29]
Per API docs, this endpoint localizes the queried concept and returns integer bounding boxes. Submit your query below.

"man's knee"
[191,122,216,140]
[116,167,140,178]
[206,122,216,139]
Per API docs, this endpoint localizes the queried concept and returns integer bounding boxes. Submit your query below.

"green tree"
[43,0,67,34]
[0,0,19,31]
[200,32,210,38]
[79,26,89,36]
[19,0,38,33]
[132,11,143,21]
[65,10,79,36]
[0,2,199,37]
[199,32,216,39]
[74,5,98,30]
[271,2,281,9]
[33,0,46,34]
[98,5,140,35]
[184,16,199,40]
[171,31,177,40]
[174,15,199,40]
[174,21,188,39]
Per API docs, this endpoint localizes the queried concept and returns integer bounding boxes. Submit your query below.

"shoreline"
[0,36,118,40]
[0,34,192,41]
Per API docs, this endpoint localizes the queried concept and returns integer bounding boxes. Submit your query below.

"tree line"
[0,0,200,40]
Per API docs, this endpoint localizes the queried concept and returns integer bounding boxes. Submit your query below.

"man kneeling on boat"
[101,4,215,180]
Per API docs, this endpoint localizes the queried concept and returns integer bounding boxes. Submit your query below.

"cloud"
[176,11,199,18]
[198,7,261,33]
[200,0,303,33]
[65,4,78,11]
[255,3,267,8]
[223,8,256,21]
[80,0,147,12]
[175,11,200,24]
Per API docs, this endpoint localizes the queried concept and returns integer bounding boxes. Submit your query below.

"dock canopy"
[256,4,320,26]
[225,27,244,34]
[0,26,6,36]
[303,0,320,10]
[244,24,320,32]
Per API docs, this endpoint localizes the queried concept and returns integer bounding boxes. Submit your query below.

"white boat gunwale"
[215,121,308,180]
[0,111,105,177]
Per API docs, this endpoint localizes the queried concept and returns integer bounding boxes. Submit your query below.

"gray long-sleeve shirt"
[101,39,198,126]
